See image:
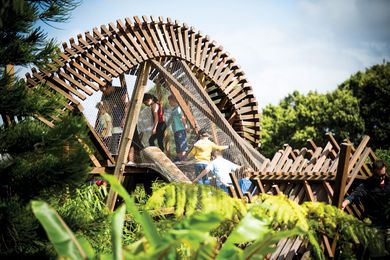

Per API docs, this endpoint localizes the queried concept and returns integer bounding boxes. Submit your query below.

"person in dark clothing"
[143,93,166,151]
[341,160,390,257]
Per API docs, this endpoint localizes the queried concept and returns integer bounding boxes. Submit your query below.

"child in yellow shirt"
[187,129,228,184]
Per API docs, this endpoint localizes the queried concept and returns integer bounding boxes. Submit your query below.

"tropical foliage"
[32,176,384,259]
[0,0,90,257]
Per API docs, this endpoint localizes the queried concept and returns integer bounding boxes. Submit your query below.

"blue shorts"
[174,130,188,153]
[195,163,208,184]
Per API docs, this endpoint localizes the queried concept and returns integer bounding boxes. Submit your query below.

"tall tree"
[0,1,90,257]
[260,89,364,157]
[338,62,390,150]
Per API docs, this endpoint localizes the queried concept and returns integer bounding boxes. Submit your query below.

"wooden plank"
[332,143,352,208]
[70,40,119,78]
[150,16,170,55]
[142,16,165,56]
[167,18,181,56]
[106,62,151,211]
[100,25,138,65]
[125,17,154,58]
[84,32,129,72]
[253,178,266,194]
[282,158,293,172]
[70,60,106,88]
[326,132,340,153]
[319,158,332,173]
[199,36,210,70]
[165,83,198,131]
[203,42,217,73]
[345,147,371,193]
[109,22,143,63]
[189,27,196,63]
[31,69,80,105]
[266,151,282,172]
[78,35,126,74]
[92,27,133,68]
[78,55,112,82]
[175,21,186,59]
[117,19,148,60]
[159,17,175,56]
[230,172,243,199]
[307,139,318,150]
[39,68,87,100]
[208,47,224,76]
[347,135,370,173]
[304,181,316,202]
[180,61,265,169]
[211,55,229,80]
[58,70,93,96]
[216,61,236,86]
[87,122,114,165]
[227,185,237,198]
[274,146,292,172]
[183,23,190,61]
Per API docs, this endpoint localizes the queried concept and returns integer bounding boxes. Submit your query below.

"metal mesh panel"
[95,86,129,155]
[159,58,252,168]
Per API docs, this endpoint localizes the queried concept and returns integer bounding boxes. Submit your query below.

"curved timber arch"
[26,16,261,147]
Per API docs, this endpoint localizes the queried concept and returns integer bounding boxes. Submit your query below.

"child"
[167,95,188,161]
[143,93,167,151]
[238,167,254,195]
[187,129,228,184]
[195,150,240,192]
[96,102,112,146]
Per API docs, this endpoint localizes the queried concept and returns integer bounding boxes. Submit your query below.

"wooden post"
[166,83,198,132]
[210,122,219,144]
[119,73,127,88]
[106,62,151,211]
[330,143,351,257]
[179,60,265,168]
[332,143,351,208]
[151,59,264,170]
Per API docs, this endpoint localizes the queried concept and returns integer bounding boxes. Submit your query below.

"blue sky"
[39,0,390,109]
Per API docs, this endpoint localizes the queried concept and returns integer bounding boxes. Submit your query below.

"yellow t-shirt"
[188,139,227,163]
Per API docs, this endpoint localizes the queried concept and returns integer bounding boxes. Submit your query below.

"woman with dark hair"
[143,93,166,151]
[341,160,390,257]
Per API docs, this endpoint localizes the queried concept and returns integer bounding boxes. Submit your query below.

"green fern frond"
[145,184,246,220]
[303,202,383,252]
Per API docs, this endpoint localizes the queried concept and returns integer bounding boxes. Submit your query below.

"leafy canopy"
[260,89,364,157]
[338,62,390,150]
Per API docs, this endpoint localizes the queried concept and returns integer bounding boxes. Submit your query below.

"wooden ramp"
[140,147,191,183]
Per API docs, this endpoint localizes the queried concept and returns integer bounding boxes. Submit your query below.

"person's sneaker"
[126,161,135,166]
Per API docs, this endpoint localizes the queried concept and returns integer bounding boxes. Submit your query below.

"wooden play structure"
[228,134,378,258]
[24,16,378,259]
[25,15,266,210]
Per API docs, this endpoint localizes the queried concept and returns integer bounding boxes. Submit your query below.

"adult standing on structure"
[341,160,390,257]
[143,93,167,151]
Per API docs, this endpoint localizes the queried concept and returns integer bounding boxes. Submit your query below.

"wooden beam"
[106,62,151,211]
[179,60,265,169]
[165,82,198,132]
[332,143,351,208]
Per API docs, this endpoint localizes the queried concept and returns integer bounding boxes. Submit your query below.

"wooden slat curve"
[25,15,261,146]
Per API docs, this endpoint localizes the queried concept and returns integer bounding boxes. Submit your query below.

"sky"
[38,0,390,109]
